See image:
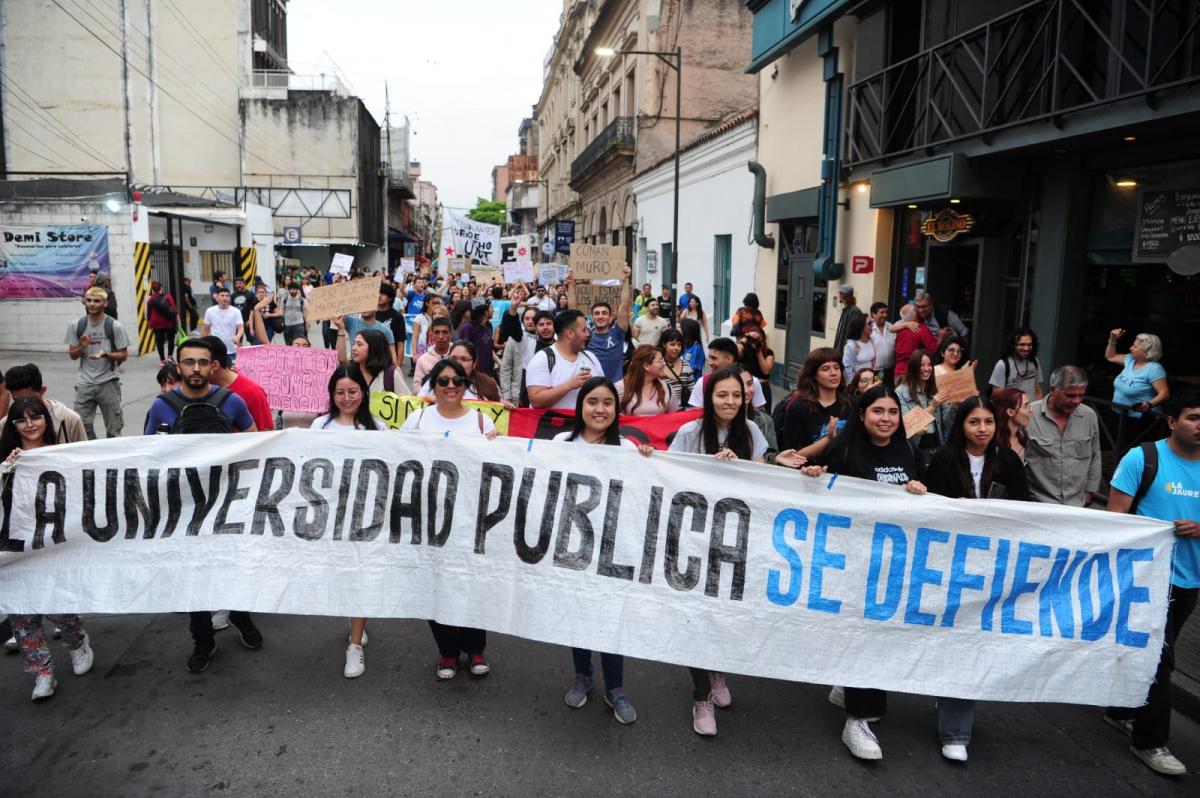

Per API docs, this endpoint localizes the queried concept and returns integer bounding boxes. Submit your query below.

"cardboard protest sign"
[449,257,470,273]
[503,260,534,284]
[235,345,338,413]
[572,282,623,311]
[938,365,979,403]
[569,243,625,280]
[369,391,509,435]
[903,405,934,438]
[3,431,1174,707]
[306,276,382,321]
[471,268,504,286]
[329,253,354,276]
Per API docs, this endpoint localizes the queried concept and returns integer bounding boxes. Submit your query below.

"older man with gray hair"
[913,290,970,342]
[1025,365,1102,506]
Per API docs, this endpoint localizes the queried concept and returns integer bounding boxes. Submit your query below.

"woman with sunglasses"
[1,396,96,701]
[553,377,653,725]
[668,367,769,736]
[401,357,497,680]
[310,367,386,679]
[416,340,502,403]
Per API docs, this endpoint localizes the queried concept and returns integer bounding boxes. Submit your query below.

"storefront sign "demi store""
[921,209,975,242]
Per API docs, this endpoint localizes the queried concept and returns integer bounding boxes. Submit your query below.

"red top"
[147,292,177,330]
[226,373,274,432]
[893,323,937,377]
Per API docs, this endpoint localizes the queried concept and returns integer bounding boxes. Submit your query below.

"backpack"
[518,345,557,408]
[160,387,236,434]
[76,315,116,348]
[383,364,398,393]
[1129,441,1160,514]
[771,392,802,450]
[149,294,177,322]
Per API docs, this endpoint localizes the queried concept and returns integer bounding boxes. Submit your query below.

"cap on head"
[837,284,855,297]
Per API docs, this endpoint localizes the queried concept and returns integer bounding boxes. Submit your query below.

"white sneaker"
[211,610,230,631]
[941,743,968,762]
[829,685,845,708]
[31,674,57,702]
[344,644,365,679]
[69,631,94,675]
[3,635,17,652]
[842,718,882,760]
[348,627,368,646]
[1131,745,1186,776]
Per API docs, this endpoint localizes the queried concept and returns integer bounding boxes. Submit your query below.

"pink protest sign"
[235,345,338,413]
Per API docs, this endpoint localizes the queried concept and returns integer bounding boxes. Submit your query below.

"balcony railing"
[846,0,1200,166]
[250,69,353,97]
[570,116,635,187]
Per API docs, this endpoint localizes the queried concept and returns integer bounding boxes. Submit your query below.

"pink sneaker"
[709,671,732,708]
[692,699,717,736]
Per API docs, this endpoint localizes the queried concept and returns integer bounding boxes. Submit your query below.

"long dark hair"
[0,396,58,458]
[564,377,622,445]
[821,384,905,471]
[793,347,848,411]
[941,395,998,498]
[425,357,469,397]
[355,328,393,381]
[1006,326,1039,360]
[323,366,376,430]
[679,318,703,350]
[700,367,753,458]
[901,349,938,400]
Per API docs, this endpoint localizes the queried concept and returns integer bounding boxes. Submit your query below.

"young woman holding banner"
[310,367,386,679]
[800,383,927,760]
[553,377,653,724]
[401,357,497,680]
[1,396,96,701]
[667,367,767,736]
[922,395,1029,762]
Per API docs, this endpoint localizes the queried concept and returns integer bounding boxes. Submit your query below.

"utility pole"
[383,82,392,272]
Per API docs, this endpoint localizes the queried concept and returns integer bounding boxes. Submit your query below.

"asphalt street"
[0,347,1197,796]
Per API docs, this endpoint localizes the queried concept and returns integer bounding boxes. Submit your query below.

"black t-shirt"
[739,344,775,379]
[837,437,921,486]
[781,398,848,451]
[374,307,408,344]
[231,290,257,323]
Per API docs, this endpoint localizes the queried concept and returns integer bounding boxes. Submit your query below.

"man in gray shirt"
[65,286,130,438]
[1025,365,1101,506]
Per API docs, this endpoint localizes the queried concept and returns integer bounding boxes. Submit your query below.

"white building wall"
[630,120,758,331]
[0,203,136,353]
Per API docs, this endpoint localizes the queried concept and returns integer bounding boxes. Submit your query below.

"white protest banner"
[503,259,534,284]
[306,276,382,322]
[329,253,354,276]
[0,432,1173,706]
[234,345,339,413]
[443,211,501,266]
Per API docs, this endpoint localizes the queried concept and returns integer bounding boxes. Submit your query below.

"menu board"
[1134,188,1200,261]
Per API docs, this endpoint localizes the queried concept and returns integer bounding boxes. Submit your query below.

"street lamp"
[597,44,682,326]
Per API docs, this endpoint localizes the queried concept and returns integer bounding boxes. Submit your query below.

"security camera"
[80,216,88,222]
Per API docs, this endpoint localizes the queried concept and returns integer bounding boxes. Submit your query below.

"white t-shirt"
[868,321,897,369]
[309,414,387,431]
[204,305,243,354]
[689,372,767,410]
[967,452,986,498]
[525,345,603,410]
[535,296,556,312]
[634,314,669,346]
[400,404,496,435]
[668,418,769,460]
[552,430,638,449]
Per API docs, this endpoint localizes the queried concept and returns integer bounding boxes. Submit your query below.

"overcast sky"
[287,0,562,211]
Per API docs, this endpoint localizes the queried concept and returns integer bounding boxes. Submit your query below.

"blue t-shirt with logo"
[405,290,430,315]
[1112,355,1167,417]
[586,324,626,383]
[1111,439,1200,588]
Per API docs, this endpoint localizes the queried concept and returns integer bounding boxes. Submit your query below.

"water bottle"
[155,423,171,435]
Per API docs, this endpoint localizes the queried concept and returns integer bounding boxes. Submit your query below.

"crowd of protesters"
[0,268,1195,779]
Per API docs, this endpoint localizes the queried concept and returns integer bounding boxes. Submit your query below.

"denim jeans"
[572,648,623,690]
[937,697,976,744]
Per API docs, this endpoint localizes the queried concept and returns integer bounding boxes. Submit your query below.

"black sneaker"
[235,622,263,650]
[187,642,217,673]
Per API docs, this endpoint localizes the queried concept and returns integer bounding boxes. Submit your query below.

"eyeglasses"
[435,376,468,387]
[179,358,211,368]
[13,416,44,426]
[945,347,962,355]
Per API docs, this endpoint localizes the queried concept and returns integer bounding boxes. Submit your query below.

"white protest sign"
[538,264,568,286]
[0,432,1173,707]
[329,253,354,276]
[443,211,501,266]
[400,257,416,274]
[503,259,534,284]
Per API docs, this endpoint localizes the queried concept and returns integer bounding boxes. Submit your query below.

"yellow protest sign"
[369,392,509,434]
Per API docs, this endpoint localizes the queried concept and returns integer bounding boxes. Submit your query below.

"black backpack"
[771,390,801,450]
[75,315,116,347]
[518,345,557,408]
[149,294,177,322]
[1129,441,1160,513]
[160,388,236,434]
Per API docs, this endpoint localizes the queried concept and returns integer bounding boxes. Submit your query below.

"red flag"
[507,408,702,450]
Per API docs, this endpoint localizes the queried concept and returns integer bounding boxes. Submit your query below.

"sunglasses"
[435,376,468,388]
